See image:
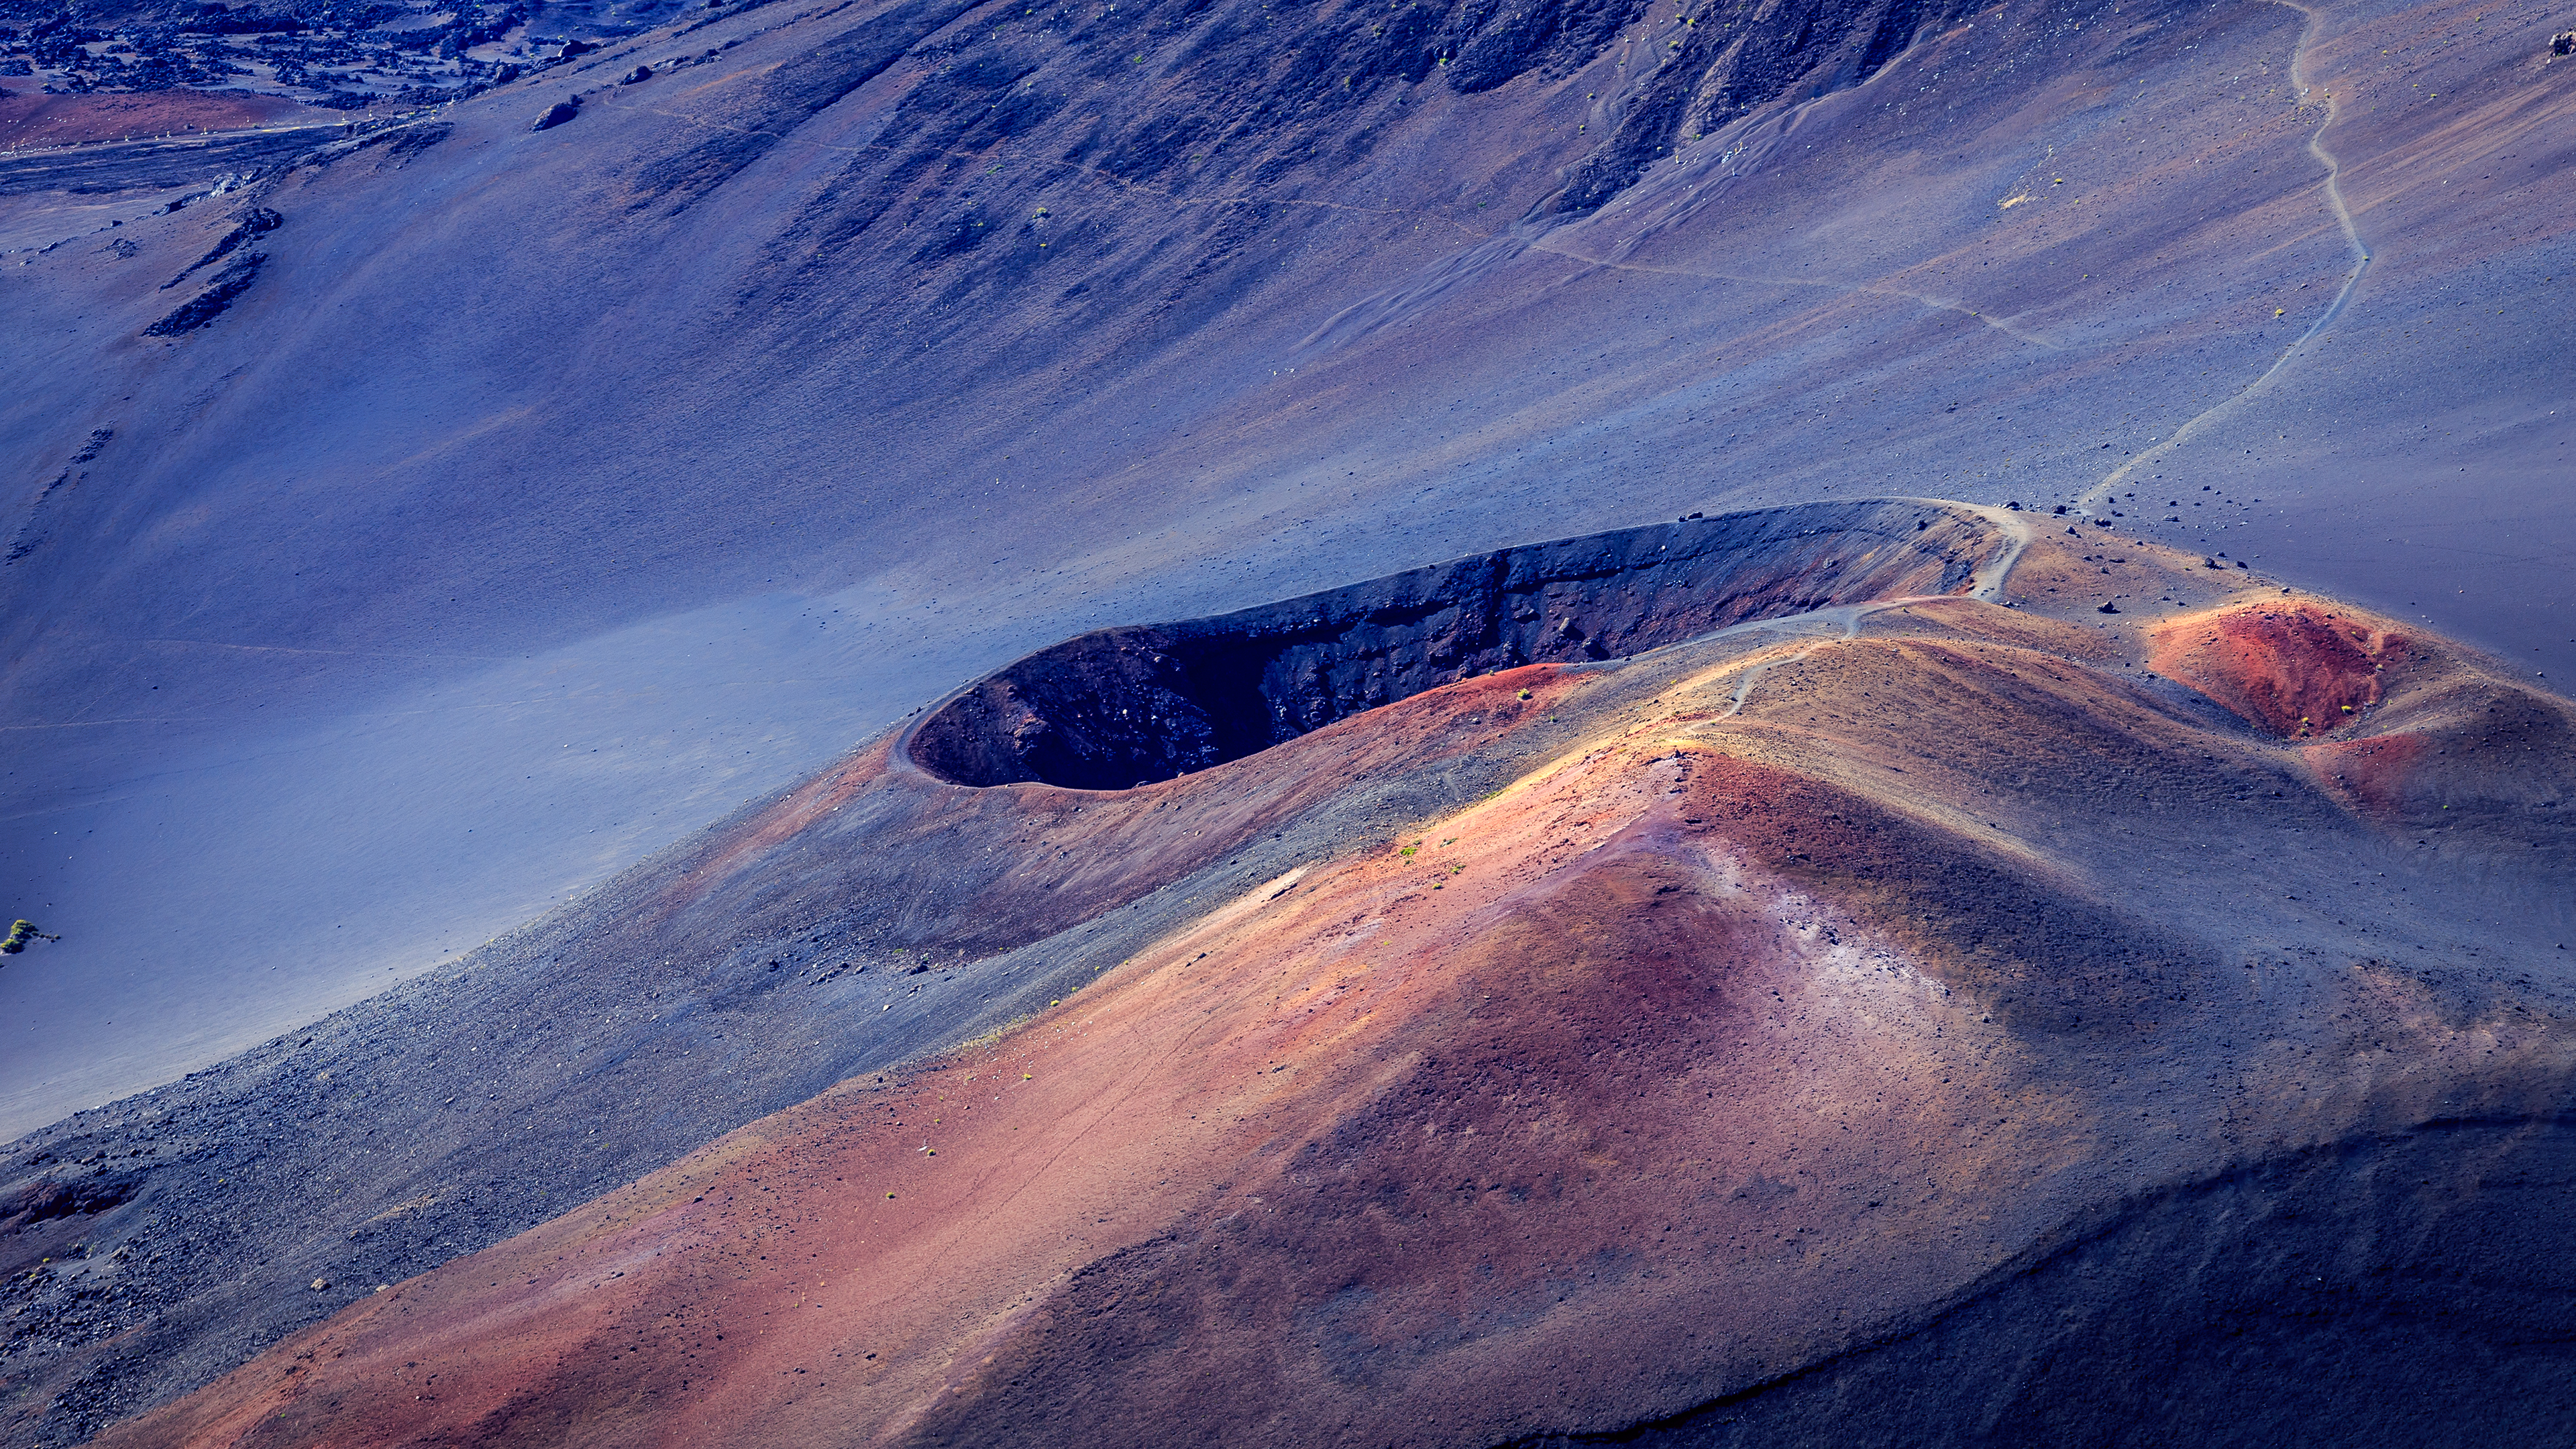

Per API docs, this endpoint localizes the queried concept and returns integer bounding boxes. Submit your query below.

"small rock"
[556,38,597,58]
[2097,602,2121,614]
[532,100,580,131]
[2553,30,2574,56]
[620,65,653,84]
[310,1278,329,1291]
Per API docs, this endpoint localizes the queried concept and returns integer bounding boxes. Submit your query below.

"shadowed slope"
[97,525,2576,1448]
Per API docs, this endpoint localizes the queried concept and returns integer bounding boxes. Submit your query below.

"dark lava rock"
[160,205,280,291]
[0,1171,135,1232]
[2098,601,2122,613]
[142,251,266,337]
[531,99,580,131]
[620,64,653,84]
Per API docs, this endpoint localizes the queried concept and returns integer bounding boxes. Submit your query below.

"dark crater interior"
[909,499,2006,790]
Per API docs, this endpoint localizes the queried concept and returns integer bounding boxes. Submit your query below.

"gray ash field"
[0,0,2571,1436]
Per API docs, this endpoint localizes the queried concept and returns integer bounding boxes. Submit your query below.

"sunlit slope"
[0,501,2025,1445]
[99,525,2576,1448]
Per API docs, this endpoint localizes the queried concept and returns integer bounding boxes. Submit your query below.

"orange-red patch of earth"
[0,89,310,149]
[2149,600,2408,738]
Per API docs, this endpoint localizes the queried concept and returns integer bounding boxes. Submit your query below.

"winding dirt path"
[1705,499,2031,719]
[2077,0,2372,515]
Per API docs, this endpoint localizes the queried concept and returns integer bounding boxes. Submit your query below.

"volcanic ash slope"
[103,516,2576,1448]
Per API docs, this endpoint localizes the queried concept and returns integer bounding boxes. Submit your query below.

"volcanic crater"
[910,500,2010,790]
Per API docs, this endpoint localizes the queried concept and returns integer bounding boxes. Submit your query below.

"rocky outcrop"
[142,250,266,336]
[160,206,278,290]
[1552,0,1975,211]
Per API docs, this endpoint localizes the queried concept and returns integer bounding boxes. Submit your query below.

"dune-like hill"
[10,501,2561,1446]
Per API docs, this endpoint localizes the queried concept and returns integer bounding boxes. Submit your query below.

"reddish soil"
[2302,732,2430,820]
[2149,600,2408,738]
[99,737,2085,1449]
[0,90,307,150]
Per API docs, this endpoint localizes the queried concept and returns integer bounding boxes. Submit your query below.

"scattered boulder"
[2098,601,2121,614]
[2553,30,2574,56]
[555,38,597,59]
[532,99,580,131]
[620,65,653,85]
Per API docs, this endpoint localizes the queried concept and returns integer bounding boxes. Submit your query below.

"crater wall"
[909,499,2007,790]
